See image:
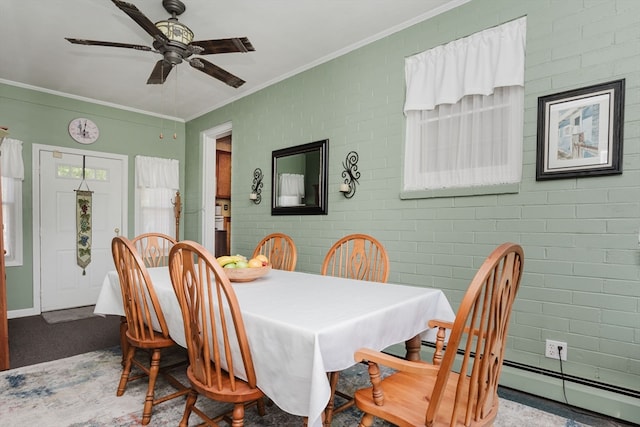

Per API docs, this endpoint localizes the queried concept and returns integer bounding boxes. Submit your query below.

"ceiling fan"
[66,0,254,88]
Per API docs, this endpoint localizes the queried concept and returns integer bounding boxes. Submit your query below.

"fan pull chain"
[159,61,166,140]
[160,62,164,139]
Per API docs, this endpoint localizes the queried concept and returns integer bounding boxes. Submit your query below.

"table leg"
[404,334,421,361]
[323,371,339,427]
[119,316,129,366]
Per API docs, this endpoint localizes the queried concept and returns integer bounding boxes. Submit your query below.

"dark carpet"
[8,310,121,369]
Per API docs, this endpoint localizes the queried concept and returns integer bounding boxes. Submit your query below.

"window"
[1,138,24,266]
[403,17,526,192]
[56,164,108,181]
[134,155,179,236]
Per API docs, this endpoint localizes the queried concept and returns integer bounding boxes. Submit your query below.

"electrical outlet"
[545,339,567,361]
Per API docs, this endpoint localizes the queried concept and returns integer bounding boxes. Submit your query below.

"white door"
[39,150,124,311]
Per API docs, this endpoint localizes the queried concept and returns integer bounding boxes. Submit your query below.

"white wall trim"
[7,307,38,319]
[0,78,183,122]
[201,122,232,255]
[499,365,640,424]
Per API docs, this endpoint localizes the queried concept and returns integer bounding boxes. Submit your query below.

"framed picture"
[536,79,624,180]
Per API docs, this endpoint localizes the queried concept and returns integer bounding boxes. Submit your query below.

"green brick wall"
[185,0,640,421]
[0,83,186,311]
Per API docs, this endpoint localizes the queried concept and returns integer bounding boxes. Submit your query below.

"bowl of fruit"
[216,254,271,282]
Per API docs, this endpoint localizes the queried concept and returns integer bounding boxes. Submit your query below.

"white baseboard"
[8,307,40,319]
[499,365,640,425]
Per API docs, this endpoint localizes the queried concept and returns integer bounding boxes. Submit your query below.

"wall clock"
[68,118,99,144]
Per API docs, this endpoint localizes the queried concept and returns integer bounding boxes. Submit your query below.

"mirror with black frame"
[272,139,328,215]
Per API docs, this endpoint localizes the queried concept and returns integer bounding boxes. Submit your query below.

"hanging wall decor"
[536,79,625,180]
[172,190,182,240]
[340,151,360,198]
[75,156,93,275]
[76,190,92,274]
[250,168,263,204]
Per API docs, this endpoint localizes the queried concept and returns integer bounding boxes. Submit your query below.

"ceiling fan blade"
[111,0,168,43]
[65,38,153,51]
[190,37,255,55]
[188,58,245,88]
[147,60,174,84]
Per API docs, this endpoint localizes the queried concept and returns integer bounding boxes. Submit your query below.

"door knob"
[114,228,120,236]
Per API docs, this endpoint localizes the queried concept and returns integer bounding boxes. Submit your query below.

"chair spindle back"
[321,233,389,282]
[427,242,524,426]
[131,232,177,268]
[169,240,258,392]
[111,236,171,343]
[252,233,297,271]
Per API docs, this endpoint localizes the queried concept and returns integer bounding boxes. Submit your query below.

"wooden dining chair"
[168,240,266,427]
[321,233,390,425]
[252,232,298,271]
[321,233,389,282]
[353,242,524,427]
[131,232,177,268]
[110,236,189,425]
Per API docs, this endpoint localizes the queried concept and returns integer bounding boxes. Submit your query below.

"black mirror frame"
[271,139,329,215]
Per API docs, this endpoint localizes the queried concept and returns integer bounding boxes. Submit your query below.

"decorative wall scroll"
[76,189,92,275]
[76,155,93,275]
[340,151,360,198]
[251,168,263,204]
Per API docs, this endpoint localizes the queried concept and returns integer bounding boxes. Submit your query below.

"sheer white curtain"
[1,138,24,265]
[135,155,179,236]
[278,173,305,206]
[403,17,526,191]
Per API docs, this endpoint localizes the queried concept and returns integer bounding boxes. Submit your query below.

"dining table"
[95,267,455,427]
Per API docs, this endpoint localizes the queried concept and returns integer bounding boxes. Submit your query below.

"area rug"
[0,347,595,427]
[41,305,97,324]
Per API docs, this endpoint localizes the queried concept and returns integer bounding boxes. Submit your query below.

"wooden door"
[216,150,231,198]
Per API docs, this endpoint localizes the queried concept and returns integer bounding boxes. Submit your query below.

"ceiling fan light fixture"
[155,19,193,45]
[66,0,252,88]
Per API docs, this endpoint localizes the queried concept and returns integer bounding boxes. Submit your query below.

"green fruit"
[223,263,237,269]
[235,261,249,269]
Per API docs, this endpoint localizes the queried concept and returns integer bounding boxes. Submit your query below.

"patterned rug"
[0,347,595,427]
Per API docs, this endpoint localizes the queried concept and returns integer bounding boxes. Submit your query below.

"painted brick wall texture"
[186,0,640,398]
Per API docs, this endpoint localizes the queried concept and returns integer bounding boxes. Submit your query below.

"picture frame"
[271,139,329,216]
[536,79,624,180]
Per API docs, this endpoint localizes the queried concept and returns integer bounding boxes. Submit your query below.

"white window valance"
[404,16,527,112]
[135,155,179,189]
[0,138,24,180]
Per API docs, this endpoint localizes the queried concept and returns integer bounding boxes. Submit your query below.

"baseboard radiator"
[420,341,640,400]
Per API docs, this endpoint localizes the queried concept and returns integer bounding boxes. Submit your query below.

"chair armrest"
[430,318,485,338]
[428,319,453,366]
[428,319,453,330]
[427,318,485,366]
[354,348,438,376]
[354,348,439,407]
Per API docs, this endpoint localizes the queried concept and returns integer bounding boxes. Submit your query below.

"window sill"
[5,260,23,267]
[400,183,520,200]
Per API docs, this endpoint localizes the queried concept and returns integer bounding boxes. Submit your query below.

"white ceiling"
[1,0,468,121]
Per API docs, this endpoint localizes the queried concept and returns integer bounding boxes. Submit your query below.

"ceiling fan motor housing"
[162,0,186,16]
[163,49,184,65]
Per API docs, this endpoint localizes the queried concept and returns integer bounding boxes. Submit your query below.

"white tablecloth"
[95,268,454,427]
